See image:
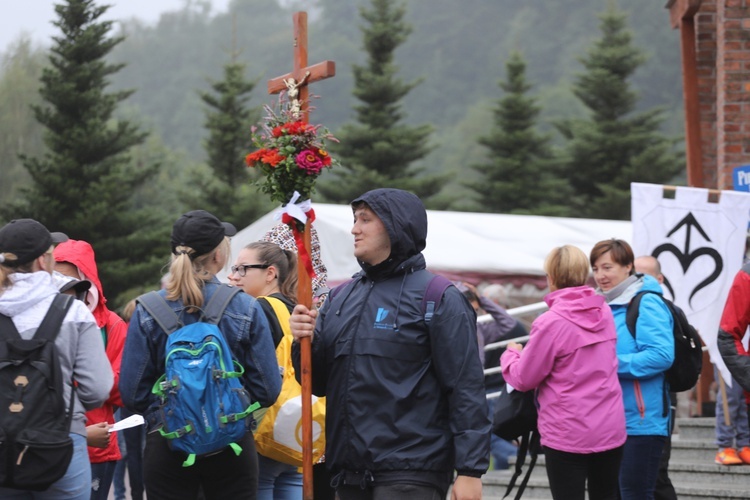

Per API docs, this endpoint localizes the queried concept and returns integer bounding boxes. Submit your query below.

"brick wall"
[716,0,750,189]
[696,0,718,188]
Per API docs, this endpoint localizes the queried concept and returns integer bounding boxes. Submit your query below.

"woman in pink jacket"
[501,245,626,500]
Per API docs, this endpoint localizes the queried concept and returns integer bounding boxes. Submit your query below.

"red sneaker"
[738,446,750,464]
[715,447,743,465]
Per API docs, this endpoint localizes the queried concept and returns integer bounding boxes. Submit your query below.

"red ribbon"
[281,209,317,279]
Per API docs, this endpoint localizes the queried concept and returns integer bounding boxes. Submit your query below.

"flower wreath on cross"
[245,95,339,278]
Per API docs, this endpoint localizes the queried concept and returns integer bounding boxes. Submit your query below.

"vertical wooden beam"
[680,15,704,187]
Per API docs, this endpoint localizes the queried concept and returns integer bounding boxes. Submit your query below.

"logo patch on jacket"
[374,307,392,330]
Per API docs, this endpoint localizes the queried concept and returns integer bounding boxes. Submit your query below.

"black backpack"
[0,294,76,491]
[492,384,540,500]
[625,290,703,392]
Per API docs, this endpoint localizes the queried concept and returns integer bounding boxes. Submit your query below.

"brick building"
[668,0,750,189]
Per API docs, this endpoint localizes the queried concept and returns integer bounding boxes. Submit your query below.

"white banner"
[631,183,750,386]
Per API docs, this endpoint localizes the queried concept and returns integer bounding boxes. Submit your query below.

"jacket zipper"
[634,380,646,419]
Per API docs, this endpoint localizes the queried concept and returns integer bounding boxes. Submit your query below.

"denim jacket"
[119,279,281,431]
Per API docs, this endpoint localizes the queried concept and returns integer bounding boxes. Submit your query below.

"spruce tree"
[556,4,683,220]
[197,60,267,227]
[317,0,444,204]
[467,51,570,216]
[1,0,164,303]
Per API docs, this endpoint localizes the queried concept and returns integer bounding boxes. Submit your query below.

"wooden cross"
[267,12,335,500]
[268,12,336,123]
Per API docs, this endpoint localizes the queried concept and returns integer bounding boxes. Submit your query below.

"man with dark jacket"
[290,188,490,500]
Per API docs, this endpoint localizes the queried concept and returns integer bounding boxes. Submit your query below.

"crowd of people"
[1,187,749,500]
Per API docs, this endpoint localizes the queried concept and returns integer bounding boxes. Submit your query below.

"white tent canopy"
[219,204,632,285]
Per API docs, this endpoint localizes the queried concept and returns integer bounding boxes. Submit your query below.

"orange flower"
[286,121,312,135]
[245,149,267,166]
[261,149,285,167]
[319,150,332,166]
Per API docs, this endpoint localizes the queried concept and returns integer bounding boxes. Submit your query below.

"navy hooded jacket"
[292,188,490,486]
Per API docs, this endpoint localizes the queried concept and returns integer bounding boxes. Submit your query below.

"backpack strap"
[0,312,21,340]
[33,294,75,342]
[625,291,647,338]
[137,291,181,334]
[422,275,452,326]
[260,296,292,337]
[203,285,241,325]
[503,429,540,500]
[27,294,76,430]
[626,290,666,339]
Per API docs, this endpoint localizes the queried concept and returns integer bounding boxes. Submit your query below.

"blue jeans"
[619,435,666,500]
[715,368,750,448]
[0,433,90,500]
[113,430,126,500]
[113,409,145,500]
[487,396,517,469]
[257,453,303,500]
[90,460,116,500]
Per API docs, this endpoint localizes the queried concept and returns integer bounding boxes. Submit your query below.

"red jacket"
[54,240,125,463]
[718,262,750,403]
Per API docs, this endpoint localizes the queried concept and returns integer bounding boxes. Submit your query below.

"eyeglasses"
[230,264,269,277]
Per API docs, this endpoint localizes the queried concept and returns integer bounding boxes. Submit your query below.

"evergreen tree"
[0,37,46,203]
[317,0,444,204]
[467,51,570,216]
[197,60,268,227]
[556,4,683,220]
[1,0,164,304]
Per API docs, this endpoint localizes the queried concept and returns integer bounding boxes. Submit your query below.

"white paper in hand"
[109,414,145,432]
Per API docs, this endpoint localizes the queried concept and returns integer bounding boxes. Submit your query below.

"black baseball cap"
[170,210,237,258]
[52,270,92,297]
[0,219,68,267]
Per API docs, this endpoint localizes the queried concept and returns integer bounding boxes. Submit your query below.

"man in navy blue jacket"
[291,188,490,500]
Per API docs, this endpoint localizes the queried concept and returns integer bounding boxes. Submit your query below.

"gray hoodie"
[0,271,113,436]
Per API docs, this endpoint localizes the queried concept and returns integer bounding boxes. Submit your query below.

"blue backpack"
[137,285,260,466]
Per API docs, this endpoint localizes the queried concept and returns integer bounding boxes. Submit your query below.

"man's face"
[55,261,79,279]
[351,206,391,266]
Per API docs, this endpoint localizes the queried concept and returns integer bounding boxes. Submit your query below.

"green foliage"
[0,0,686,217]
[466,52,571,216]
[0,37,47,204]
[555,4,683,220]
[196,61,269,227]
[317,0,445,205]
[0,0,165,304]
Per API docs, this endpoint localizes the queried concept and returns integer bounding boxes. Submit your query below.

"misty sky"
[1,0,232,52]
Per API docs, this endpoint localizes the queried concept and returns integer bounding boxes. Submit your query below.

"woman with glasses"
[229,241,306,500]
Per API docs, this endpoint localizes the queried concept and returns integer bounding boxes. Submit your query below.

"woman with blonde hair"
[501,245,625,500]
[120,210,281,499]
[0,219,112,499]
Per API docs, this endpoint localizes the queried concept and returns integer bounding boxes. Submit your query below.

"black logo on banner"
[652,213,723,307]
